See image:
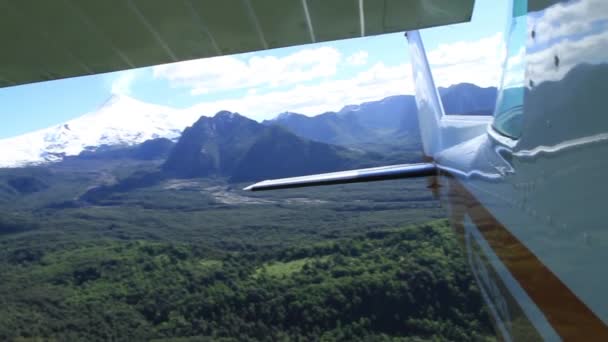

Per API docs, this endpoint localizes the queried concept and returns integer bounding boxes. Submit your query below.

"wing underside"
[0,0,474,88]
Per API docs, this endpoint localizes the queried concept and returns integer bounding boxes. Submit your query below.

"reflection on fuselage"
[420,0,608,340]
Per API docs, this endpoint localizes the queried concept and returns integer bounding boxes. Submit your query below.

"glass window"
[493,0,527,138]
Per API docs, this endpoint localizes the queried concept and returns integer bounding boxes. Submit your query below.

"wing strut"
[244,163,436,191]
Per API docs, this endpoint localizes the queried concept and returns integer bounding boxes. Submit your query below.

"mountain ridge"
[0,83,497,168]
[162,111,365,182]
[265,83,496,146]
[0,95,199,168]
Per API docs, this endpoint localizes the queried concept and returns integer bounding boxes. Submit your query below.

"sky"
[0,0,508,139]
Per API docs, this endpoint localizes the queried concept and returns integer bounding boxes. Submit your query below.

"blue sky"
[0,0,508,139]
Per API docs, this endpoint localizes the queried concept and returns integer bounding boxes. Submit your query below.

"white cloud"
[346,51,369,66]
[426,32,505,88]
[164,32,506,121]
[522,0,608,87]
[153,47,341,95]
[527,25,608,85]
[530,0,608,46]
[110,70,137,95]
[184,62,412,120]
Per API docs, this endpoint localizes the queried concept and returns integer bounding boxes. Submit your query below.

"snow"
[0,95,202,168]
[338,104,360,114]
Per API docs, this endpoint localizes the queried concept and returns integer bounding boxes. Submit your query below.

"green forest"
[0,220,494,341]
[0,163,496,341]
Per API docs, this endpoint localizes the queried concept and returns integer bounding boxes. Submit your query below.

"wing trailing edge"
[243,163,436,191]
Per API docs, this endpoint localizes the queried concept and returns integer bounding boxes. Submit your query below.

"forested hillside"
[0,220,494,341]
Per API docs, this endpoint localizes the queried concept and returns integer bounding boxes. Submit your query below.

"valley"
[0,164,494,340]
[0,83,499,340]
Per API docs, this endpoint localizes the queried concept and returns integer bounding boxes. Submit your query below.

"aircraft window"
[492,0,527,139]
[419,0,509,116]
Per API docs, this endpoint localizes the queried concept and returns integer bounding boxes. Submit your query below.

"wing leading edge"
[244,163,436,191]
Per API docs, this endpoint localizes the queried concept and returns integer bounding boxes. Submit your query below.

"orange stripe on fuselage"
[443,175,608,341]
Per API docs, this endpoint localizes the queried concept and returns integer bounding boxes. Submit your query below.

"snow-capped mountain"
[0,95,201,168]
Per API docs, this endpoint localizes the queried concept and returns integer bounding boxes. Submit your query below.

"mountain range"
[0,83,497,175]
[266,83,496,146]
[78,112,371,203]
[163,111,368,182]
[439,83,497,116]
[0,95,199,168]
[264,95,417,146]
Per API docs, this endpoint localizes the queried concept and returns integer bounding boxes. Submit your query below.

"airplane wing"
[0,0,473,88]
[244,163,436,191]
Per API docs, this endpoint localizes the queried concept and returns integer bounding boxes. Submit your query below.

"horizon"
[0,81,499,141]
[0,0,507,139]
